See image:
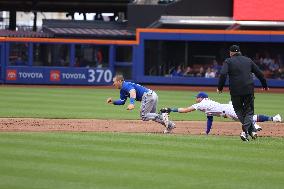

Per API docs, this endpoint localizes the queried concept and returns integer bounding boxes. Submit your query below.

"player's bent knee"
[141,116,148,121]
[141,115,151,121]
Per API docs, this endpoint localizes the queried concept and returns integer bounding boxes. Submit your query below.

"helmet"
[196,92,209,98]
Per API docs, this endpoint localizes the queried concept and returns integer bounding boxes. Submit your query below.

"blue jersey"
[120,82,150,102]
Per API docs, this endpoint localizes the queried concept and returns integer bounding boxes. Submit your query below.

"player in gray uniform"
[107,74,175,133]
[161,92,281,134]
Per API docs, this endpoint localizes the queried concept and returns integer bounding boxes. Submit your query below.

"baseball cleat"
[254,123,262,131]
[163,122,175,134]
[163,129,170,134]
[273,114,282,122]
[161,113,169,128]
[249,132,258,140]
[240,132,249,142]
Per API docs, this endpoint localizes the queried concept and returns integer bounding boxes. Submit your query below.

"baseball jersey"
[191,98,237,119]
[119,81,150,102]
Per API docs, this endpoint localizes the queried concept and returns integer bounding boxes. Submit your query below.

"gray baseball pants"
[140,90,174,127]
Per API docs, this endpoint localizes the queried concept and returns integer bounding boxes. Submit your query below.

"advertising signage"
[6,67,113,85]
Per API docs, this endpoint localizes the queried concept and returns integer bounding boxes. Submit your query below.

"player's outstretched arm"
[178,106,196,113]
[107,97,126,106]
[160,106,196,113]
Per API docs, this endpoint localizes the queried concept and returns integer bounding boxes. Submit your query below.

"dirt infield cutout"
[0,118,283,137]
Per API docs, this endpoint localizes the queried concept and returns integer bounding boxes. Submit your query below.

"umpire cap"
[196,92,209,98]
[229,45,240,52]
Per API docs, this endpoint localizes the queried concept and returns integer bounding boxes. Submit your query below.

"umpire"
[217,45,268,141]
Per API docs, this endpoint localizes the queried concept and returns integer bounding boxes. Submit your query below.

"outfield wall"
[1,29,284,87]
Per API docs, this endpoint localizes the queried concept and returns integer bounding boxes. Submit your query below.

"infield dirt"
[0,118,283,137]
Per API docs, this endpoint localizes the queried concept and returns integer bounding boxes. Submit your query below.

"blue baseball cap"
[196,92,209,98]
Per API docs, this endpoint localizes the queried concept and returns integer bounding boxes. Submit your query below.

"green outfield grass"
[0,86,283,120]
[0,132,283,189]
[0,86,283,189]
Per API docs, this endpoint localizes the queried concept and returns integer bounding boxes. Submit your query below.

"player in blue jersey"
[107,74,175,133]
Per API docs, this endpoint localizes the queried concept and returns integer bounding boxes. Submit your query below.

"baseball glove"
[160,107,172,114]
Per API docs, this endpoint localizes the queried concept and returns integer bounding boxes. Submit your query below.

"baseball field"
[0,85,283,189]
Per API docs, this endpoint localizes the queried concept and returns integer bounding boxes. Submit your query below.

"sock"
[257,115,272,122]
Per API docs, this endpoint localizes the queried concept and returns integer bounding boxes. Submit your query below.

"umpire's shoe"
[240,132,249,142]
[249,131,258,140]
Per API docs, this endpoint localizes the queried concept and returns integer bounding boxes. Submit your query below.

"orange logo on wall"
[50,70,61,82]
[6,70,17,80]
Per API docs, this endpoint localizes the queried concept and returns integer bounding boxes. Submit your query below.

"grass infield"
[0,86,283,120]
[0,132,283,189]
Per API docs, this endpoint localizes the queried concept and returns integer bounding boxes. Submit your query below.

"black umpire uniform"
[218,45,268,141]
